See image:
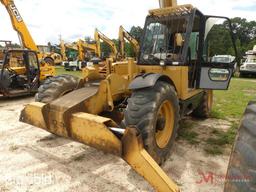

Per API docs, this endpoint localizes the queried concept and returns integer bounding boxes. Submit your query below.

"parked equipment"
[119,25,140,59]
[20,0,238,191]
[240,45,256,77]
[1,0,59,67]
[0,49,41,97]
[94,29,119,61]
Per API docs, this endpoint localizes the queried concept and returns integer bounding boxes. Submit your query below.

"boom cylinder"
[159,0,177,8]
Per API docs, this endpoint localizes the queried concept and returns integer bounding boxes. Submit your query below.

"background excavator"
[0,0,56,97]
[20,0,253,191]
[119,25,140,59]
[94,28,119,61]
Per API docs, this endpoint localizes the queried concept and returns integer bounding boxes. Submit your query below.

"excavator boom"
[94,29,118,60]
[119,25,140,58]
[0,0,39,52]
[77,39,98,61]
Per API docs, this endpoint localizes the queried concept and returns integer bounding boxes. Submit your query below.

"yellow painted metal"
[70,112,122,155]
[77,39,98,60]
[39,64,55,80]
[1,0,56,78]
[1,0,38,52]
[94,29,119,61]
[21,102,180,191]
[207,90,213,111]
[119,26,140,59]
[136,65,202,100]
[20,102,47,129]
[20,102,122,155]
[155,100,174,149]
[122,128,180,192]
[10,66,26,75]
[159,0,177,8]
[150,4,193,16]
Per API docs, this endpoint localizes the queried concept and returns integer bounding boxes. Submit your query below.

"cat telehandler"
[20,0,238,191]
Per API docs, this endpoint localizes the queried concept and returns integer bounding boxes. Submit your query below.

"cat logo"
[9,3,22,22]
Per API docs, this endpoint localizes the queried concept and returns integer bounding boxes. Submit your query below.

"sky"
[0,0,255,45]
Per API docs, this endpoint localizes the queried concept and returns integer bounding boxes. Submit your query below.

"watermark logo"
[196,170,252,185]
[9,3,23,22]
[4,173,55,186]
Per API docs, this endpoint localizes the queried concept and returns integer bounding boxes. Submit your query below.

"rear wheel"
[123,81,180,165]
[192,90,213,118]
[44,57,54,66]
[35,74,80,103]
[224,100,256,192]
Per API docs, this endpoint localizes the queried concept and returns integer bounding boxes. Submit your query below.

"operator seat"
[174,33,183,53]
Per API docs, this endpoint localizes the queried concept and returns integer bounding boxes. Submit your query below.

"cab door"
[197,16,237,90]
[25,51,40,91]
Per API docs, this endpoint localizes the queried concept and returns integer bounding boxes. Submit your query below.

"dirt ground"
[0,96,232,192]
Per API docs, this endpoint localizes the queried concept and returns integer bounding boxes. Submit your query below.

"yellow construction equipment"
[37,45,62,65]
[119,25,140,59]
[0,0,55,80]
[77,39,98,61]
[20,0,238,191]
[94,29,119,61]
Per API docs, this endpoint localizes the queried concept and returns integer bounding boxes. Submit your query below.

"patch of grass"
[211,78,256,120]
[210,110,226,119]
[204,145,223,155]
[55,66,82,78]
[204,122,238,155]
[178,121,199,144]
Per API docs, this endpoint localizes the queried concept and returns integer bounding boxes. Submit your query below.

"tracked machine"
[20,0,237,191]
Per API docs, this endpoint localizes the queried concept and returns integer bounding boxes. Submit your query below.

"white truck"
[240,45,256,77]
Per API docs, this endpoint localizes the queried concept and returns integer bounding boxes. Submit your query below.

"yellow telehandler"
[20,0,238,191]
[0,0,56,77]
[0,0,55,97]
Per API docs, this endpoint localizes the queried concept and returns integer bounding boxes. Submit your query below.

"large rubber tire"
[35,74,80,103]
[44,57,54,66]
[224,100,256,192]
[123,81,180,165]
[192,90,213,118]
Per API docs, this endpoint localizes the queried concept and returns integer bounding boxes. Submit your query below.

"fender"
[129,73,173,90]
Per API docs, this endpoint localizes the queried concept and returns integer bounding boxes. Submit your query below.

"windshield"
[139,15,189,65]
[245,55,256,63]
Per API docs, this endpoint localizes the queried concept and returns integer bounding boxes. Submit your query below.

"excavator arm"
[77,39,98,61]
[0,0,39,52]
[60,40,68,61]
[119,25,140,59]
[94,29,118,60]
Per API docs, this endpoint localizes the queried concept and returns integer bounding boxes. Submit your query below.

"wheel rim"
[155,100,175,149]
[207,91,213,111]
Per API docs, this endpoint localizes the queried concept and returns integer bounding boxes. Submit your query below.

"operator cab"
[0,49,40,97]
[138,6,237,90]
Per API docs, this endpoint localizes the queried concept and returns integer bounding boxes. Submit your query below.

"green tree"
[130,26,143,42]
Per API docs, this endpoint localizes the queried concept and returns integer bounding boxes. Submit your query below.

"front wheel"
[123,81,180,165]
[44,57,54,66]
[35,74,80,103]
